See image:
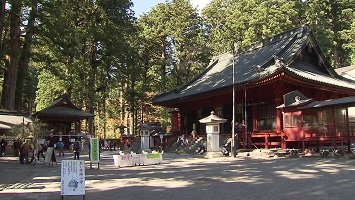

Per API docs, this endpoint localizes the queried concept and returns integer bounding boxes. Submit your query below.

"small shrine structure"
[33,94,94,148]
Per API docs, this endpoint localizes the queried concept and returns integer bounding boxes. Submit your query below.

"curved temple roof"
[34,94,94,122]
[152,25,355,106]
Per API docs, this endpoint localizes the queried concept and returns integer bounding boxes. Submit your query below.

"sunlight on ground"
[33,176,60,180]
[86,177,193,192]
[219,175,269,184]
[2,156,355,195]
[312,162,351,174]
[274,170,320,179]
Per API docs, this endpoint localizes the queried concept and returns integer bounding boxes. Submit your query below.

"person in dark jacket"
[0,138,7,156]
[47,139,56,163]
[20,140,32,164]
[72,139,81,160]
[37,144,45,161]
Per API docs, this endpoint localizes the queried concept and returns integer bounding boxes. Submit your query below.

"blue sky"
[131,0,212,17]
[131,0,163,17]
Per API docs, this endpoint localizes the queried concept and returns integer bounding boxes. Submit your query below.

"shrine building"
[152,25,355,150]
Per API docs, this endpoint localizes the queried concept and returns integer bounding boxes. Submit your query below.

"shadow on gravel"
[1,153,355,200]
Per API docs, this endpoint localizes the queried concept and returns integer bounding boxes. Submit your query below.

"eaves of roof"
[35,107,94,122]
[284,66,355,92]
[335,65,355,74]
[299,96,355,109]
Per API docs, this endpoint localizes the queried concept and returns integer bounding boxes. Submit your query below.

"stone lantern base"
[204,151,224,159]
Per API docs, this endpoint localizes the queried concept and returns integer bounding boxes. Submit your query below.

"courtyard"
[0,150,354,200]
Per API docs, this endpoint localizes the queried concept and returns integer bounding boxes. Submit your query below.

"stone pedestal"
[199,111,227,159]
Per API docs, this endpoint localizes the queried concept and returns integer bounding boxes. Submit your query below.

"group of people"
[176,130,206,154]
[0,136,83,164]
[100,139,119,151]
[2,138,33,164]
[36,139,81,161]
[177,135,187,147]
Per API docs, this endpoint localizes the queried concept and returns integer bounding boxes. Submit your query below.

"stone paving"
[0,150,355,200]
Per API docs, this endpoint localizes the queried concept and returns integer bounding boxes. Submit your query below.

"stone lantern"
[199,111,227,158]
[139,123,154,151]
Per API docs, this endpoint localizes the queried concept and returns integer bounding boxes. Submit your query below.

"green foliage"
[202,0,298,55]
[138,0,211,92]
[35,70,66,111]
[339,6,355,65]
[303,0,355,67]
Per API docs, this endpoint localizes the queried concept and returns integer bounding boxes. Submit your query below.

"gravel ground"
[0,150,354,200]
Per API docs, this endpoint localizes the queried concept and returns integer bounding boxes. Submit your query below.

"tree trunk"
[161,65,166,92]
[87,39,98,135]
[15,0,37,110]
[0,1,6,59]
[1,0,22,110]
[158,39,168,92]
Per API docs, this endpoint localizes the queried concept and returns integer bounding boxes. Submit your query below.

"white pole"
[232,44,236,157]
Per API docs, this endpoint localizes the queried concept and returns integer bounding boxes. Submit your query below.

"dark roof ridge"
[213,25,307,63]
[238,25,307,55]
[307,30,338,77]
[251,25,307,71]
[152,58,220,102]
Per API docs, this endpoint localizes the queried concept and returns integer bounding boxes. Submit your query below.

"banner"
[146,154,161,159]
[61,160,85,196]
[90,138,100,163]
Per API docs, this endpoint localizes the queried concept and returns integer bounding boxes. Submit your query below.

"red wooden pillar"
[247,133,251,149]
[170,109,181,133]
[265,133,269,149]
[252,105,258,131]
[275,98,282,132]
[281,137,287,149]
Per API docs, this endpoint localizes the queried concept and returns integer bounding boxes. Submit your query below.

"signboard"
[146,154,161,159]
[90,138,100,163]
[61,160,85,196]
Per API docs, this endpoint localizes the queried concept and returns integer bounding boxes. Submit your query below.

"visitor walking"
[72,139,81,160]
[20,140,32,164]
[37,144,45,161]
[47,139,57,163]
[197,138,206,154]
[57,141,64,156]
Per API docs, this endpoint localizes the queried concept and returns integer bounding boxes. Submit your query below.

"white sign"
[61,160,85,196]
[44,147,54,164]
